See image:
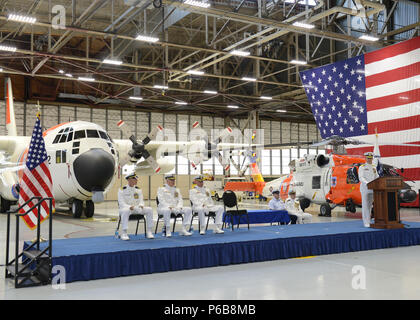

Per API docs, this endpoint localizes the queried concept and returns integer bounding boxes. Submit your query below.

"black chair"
[116,213,146,236]
[189,201,216,232]
[155,198,184,234]
[222,190,249,231]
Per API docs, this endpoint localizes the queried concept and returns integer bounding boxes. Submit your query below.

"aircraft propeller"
[117,120,163,173]
[189,121,233,171]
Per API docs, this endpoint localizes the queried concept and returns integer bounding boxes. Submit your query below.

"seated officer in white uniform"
[268,190,285,210]
[157,174,192,237]
[359,152,379,227]
[285,190,312,224]
[189,175,224,235]
[118,172,154,240]
[269,190,297,224]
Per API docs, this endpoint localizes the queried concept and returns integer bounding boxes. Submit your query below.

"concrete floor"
[1,200,420,300]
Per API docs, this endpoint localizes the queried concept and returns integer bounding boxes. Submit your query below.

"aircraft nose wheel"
[72,199,83,218]
[72,199,95,218]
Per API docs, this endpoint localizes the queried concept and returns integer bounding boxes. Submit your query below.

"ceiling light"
[184,0,211,8]
[129,96,143,100]
[204,90,218,94]
[359,35,379,41]
[290,59,307,65]
[154,85,169,90]
[8,14,36,24]
[292,21,315,29]
[59,69,64,74]
[0,45,17,52]
[103,58,123,65]
[260,96,272,100]
[175,101,188,105]
[78,77,95,82]
[276,109,287,113]
[242,77,256,82]
[0,68,3,72]
[230,50,251,57]
[227,105,239,109]
[187,70,204,75]
[135,35,159,43]
[65,73,73,78]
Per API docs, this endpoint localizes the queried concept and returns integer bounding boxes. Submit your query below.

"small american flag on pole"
[300,36,420,205]
[18,113,54,229]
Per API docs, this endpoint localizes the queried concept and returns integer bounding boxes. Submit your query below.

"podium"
[367,176,404,229]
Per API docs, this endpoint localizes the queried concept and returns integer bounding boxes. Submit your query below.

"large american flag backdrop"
[18,114,54,229]
[300,36,420,205]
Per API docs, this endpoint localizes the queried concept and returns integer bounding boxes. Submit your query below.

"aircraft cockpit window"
[106,133,114,142]
[67,131,73,142]
[346,167,359,184]
[99,131,108,140]
[86,129,99,138]
[58,129,64,134]
[53,135,61,144]
[63,127,70,133]
[74,130,86,140]
[59,134,68,143]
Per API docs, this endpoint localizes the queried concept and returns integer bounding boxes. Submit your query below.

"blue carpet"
[26,220,420,283]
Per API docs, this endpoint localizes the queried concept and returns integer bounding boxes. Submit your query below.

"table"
[223,209,290,225]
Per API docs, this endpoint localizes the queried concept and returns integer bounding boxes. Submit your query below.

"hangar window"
[86,129,99,138]
[74,130,86,140]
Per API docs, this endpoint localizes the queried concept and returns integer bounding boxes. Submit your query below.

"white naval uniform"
[189,186,224,232]
[358,163,379,227]
[268,198,286,211]
[118,185,154,233]
[157,184,192,232]
[285,198,312,224]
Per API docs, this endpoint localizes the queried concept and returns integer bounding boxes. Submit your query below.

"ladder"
[5,196,53,289]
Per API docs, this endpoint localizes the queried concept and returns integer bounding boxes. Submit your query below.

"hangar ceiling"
[0,0,418,122]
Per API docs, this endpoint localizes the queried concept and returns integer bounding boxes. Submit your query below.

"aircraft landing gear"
[319,203,331,217]
[345,199,356,213]
[0,196,11,213]
[84,200,95,218]
[72,199,83,218]
[299,198,311,212]
[71,199,95,218]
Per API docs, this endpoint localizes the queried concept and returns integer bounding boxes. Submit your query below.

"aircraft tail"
[249,153,264,183]
[5,77,17,136]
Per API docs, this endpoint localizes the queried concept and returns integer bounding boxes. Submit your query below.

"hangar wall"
[0,101,323,201]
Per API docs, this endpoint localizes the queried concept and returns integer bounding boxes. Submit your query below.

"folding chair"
[222,190,249,231]
[189,201,216,232]
[154,198,184,234]
[116,213,146,237]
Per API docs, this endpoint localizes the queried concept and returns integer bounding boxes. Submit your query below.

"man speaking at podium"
[359,152,379,228]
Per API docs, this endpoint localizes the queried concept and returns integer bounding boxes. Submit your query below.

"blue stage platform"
[25,220,420,283]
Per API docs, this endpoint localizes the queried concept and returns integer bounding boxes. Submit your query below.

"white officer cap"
[164,173,176,180]
[125,172,138,180]
[364,152,374,159]
[193,175,204,182]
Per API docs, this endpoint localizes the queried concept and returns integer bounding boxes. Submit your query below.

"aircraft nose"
[73,148,115,192]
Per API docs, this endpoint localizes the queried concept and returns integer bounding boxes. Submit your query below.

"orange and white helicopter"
[0,77,248,218]
[262,136,418,216]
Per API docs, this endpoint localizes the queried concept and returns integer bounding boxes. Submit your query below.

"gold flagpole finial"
[36,100,41,117]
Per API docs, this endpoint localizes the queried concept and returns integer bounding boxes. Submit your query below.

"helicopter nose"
[73,148,115,192]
